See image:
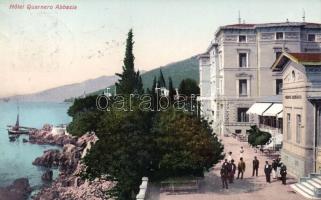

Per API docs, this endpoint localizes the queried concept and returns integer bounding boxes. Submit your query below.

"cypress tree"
[136,71,144,94]
[168,77,175,101]
[151,76,157,94]
[115,29,143,94]
[158,69,166,88]
[179,79,186,95]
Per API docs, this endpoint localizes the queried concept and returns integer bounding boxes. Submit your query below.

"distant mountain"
[141,55,199,89]
[91,56,199,95]
[4,75,118,102]
[2,56,199,102]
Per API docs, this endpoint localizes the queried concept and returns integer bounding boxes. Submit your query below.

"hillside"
[141,55,199,89]
[5,76,118,102]
[91,56,199,95]
[2,56,199,102]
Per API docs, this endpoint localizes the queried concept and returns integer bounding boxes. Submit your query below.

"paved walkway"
[159,135,306,200]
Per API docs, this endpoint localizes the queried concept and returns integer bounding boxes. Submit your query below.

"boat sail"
[7,107,29,135]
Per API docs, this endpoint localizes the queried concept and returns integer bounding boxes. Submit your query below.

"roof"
[272,52,321,71]
[197,53,210,60]
[287,53,321,63]
[215,22,321,36]
[221,22,321,29]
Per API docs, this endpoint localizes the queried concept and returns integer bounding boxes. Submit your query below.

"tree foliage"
[168,77,175,101]
[153,109,224,179]
[247,125,272,146]
[82,104,156,199]
[66,95,104,137]
[158,69,166,88]
[66,29,223,200]
[179,78,200,96]
[78,105,224,200]
[115,29,143,95]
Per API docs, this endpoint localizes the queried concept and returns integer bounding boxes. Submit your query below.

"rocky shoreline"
[1,125,114,200]
[0,178,32,200]
[29,126,115,200]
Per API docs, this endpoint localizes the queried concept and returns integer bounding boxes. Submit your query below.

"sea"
[0,101,72,189]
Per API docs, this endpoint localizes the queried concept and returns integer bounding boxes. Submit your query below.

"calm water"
[0,101,71,188]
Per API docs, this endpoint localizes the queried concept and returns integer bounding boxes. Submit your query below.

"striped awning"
[246,103,272,115]
[263,103,283,117]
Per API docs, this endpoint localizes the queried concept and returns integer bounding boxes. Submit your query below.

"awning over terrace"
[262,103,283,117]
[246,103,272,115]
[277,111,283,118]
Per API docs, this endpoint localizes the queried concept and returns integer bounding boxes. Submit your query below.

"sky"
[0,0,320,97]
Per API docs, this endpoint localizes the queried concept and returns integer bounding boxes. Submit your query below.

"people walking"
[237,157,246,179]
[280,163,287,185]
[229,159,236,183]
[264,161,272,183]
[221,159,230,189]
[272,159,278,179]
[252,156,259,177]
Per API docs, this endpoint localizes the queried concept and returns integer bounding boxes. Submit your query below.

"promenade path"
[158,135,306,200]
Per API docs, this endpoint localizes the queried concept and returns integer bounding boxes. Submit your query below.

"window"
[276,79,283,95]
[237,108,249,122]
[239,79,248,96]
[308,34,316,42]
[276,51,282,60]
[276,32,284,40]
[296,114,301,144]
[239,35,246,42]
[239,53,247,67]
[287,113,291,140]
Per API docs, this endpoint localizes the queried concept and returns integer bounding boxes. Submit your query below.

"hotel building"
[199,22,321,136]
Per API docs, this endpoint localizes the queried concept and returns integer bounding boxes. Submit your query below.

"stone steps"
[291,175,321,199]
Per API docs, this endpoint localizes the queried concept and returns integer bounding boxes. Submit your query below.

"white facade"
[272,52,321,178]
[199,22,321,136]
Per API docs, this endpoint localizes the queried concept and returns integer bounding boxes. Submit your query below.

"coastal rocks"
[22,138,28,143]
[59,144,80,174]
[29,130,76,146]
[0,178,32,200]
[33,178,115,200]
[32,149,61,168]
[32,132,113,200]
[42,170,53,182]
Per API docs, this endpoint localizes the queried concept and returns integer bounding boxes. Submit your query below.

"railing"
[160,178,201,193]
[136,177,149,200]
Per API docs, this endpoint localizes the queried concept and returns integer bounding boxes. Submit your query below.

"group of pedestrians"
[220,149,246,189]
[220,148,288,190]
[264,158,288,185]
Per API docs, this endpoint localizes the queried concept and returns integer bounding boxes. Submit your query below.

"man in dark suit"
[280,163,287,185]
[252,156,259,177]
[229,159,236,183]
[264,161,272,183]
[221,159,230,189]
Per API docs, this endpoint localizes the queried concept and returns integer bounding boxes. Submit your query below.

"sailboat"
[7,110,29,135]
